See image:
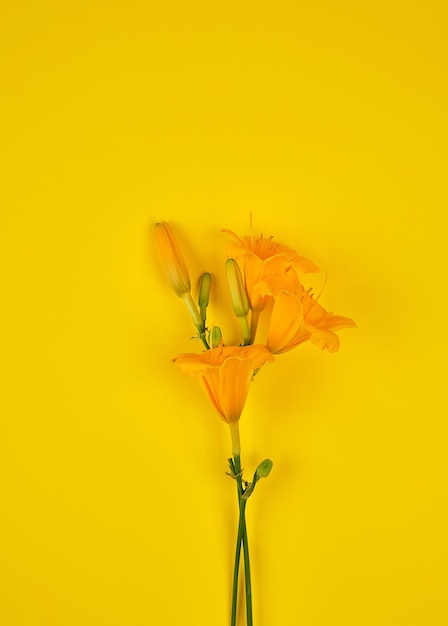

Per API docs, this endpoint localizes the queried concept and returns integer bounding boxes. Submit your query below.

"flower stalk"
[155,220,355,626]
[230,452,253,626]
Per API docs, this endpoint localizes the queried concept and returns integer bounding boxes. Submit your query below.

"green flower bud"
[198,272,211,323]
[210,326,223,348]
[226,259,249,318]
[255,458,273,479]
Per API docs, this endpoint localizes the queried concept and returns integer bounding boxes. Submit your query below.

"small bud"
[255,458,273,479]
[154,222,191,297]
[226,259,249,318]
[242,458,274,500]
[198,272,211,322]
[210,326,223,348]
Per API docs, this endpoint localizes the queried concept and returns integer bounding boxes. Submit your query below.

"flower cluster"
[155,221,355,434]
[155,220,355,626]
[224,228,356,354]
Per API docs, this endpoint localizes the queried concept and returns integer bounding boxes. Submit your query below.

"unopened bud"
[210,326,222,348]
[226,259,249,318]
[198,272,211,322]
[154,222,191,297]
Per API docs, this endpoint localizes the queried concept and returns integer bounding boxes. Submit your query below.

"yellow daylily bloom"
[173,344,274,424]
[223,229,319,312]
[256,271,356,354]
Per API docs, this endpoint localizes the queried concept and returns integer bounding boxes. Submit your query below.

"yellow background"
[1,1,447,624]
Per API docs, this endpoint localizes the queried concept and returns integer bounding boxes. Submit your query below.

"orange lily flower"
[255,271,356,354]
[173,344,274,424]
[223,229,319,312]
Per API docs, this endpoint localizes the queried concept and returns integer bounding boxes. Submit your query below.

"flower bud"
[154,222,191,297]
[226,259,249,318]
[210,325,223,348]
[198,272,211,322]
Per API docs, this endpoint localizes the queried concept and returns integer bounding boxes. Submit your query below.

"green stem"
[199,331,210,350]
[230,455,244,626]
[230,444,253,626]
[241,501,253,626]
[235,456,253,626]
[182,292,210,349]
[249,309,260,344]
[239,314,251,346]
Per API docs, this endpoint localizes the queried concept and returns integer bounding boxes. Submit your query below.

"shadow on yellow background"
[1,1,447,625]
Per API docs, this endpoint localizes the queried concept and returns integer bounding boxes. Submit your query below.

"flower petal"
[266,292,304,354]
[173,344,273,422]
[218,357,254,423]
[172,352,216,376]
[308,327,340,352]
[200,370,227,421]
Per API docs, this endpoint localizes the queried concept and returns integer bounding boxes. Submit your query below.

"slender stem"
[229,422,241,458]
[240,315,251,346]
[182,292,210,349]
[182,292,203,330]
[231,453,253,626]
[230,521,243,626]
[241,502,253,626]
[199,331,210,350]
[249,309,260,344]
[235,454,253,626]
[230,454,244,626]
